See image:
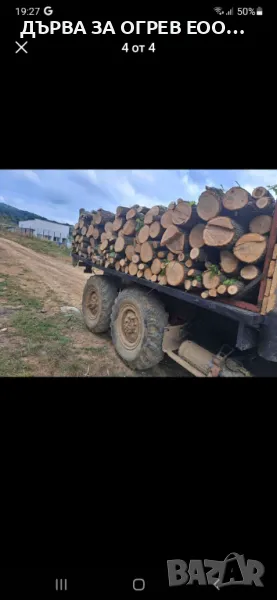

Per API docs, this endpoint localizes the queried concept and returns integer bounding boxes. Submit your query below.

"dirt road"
[0,237,186,377]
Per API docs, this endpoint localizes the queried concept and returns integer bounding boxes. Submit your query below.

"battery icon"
[256,7,263,15]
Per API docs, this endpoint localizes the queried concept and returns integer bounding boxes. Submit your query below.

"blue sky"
[0,169,276,225]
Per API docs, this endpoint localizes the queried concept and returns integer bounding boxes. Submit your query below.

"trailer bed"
[72,254,266,328]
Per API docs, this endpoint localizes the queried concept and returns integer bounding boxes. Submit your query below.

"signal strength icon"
[226,7,234,15]
[214,7,225,15]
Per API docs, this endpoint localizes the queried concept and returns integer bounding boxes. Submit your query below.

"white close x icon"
[15,41,28,54]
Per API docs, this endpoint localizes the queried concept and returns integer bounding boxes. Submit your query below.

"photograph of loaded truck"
[1,169,277,377]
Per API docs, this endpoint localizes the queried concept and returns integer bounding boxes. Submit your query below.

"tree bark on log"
[166,261,186,287]
[196,187,224,221]
[172,200,199,228]
[138,225,150,244]
[240,265,260,281]
[223,187,253,211]
[220,250,240,275]
[116,206,129,217]
[249,215,272,235]
[233,233,267,264]
[203,216,245,248]
[94,210,115,225]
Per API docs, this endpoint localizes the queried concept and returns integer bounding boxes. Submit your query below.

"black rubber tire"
[110,287,168,370]
[82,276,118,333]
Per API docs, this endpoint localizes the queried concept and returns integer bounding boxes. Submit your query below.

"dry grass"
[0,230,71,261]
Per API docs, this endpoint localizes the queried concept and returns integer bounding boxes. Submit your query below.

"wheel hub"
[118,304,142,349]
[87,291,99,317]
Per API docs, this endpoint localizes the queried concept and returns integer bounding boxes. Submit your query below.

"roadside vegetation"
[0,229,72,261]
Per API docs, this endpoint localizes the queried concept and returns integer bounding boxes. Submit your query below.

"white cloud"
[22,170,40,183]
[116,178,136,198]
[182,172,201,199]
[132,170,155,182]
[0,195,4,201]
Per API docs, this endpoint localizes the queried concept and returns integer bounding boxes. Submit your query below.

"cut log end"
[240,265,260,281]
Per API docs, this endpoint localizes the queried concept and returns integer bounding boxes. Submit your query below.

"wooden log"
[122,219,136,236]
[192,279,203,289]
[203,217,245,248]
[138,263,146,271]
[166,261,186,287]
[223,187,253,211]
[81,226,88,236]
[227,281,246,296]
[256,196,275,211]
[150,274,157,282]
[220,250,240,275]
[140,241,156,263]
[135,242,142,254]
[178,252,185,262]
[187,269,202,278]
[157,251,167,259]
[136,206,149,214]
[184,280,192,291]
[203,270,224,290]
[268,260,275,278]
[112,217,125,232]
[249,214,272,235]
[273,244,277,260]
[196,187,224,221]
[120,258,127,267]
[201,291,209,299]
[167,252,175,262]
[138,225,150,244]
[161,210,174,228]
[106,231,117,242]
[233,233,267,264]
[94,210,114,225]
[115,235,135,253]
[92,227,103,240]
[132,254,140,264]
[104,221,114,233]
[217,284,227,295]
[252,187,274,201]
[265,279,272,297]
[124,266,129,274]
[172,199,198,228]
[137,270,144,278]
[166,235,185,255]
[144,268,153,281]
[129,263,138,276]
[125,245,136,261]
[161,225,183,246]
[266,262,277,313]
[208,289,218,298]
[116,206,129,217]
[149,221,164,239]
[189,223,206,248]
[158,275,168,286]
[168,201,176,210]
[151,258,164,275]
[261,296,268,315]
[240,265,261,281]
[144,210,156,225]
[126,207,138,220]
[101,232,108,243]
[190,247,207,262]
[185,259,193,268]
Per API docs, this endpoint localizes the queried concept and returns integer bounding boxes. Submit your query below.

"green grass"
[0,230,71,260]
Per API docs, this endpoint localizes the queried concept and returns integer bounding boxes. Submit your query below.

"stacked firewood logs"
[71,185,276,306]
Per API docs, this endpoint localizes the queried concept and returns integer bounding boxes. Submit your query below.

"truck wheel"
[110,287,168,370]
[82,276,118,333]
